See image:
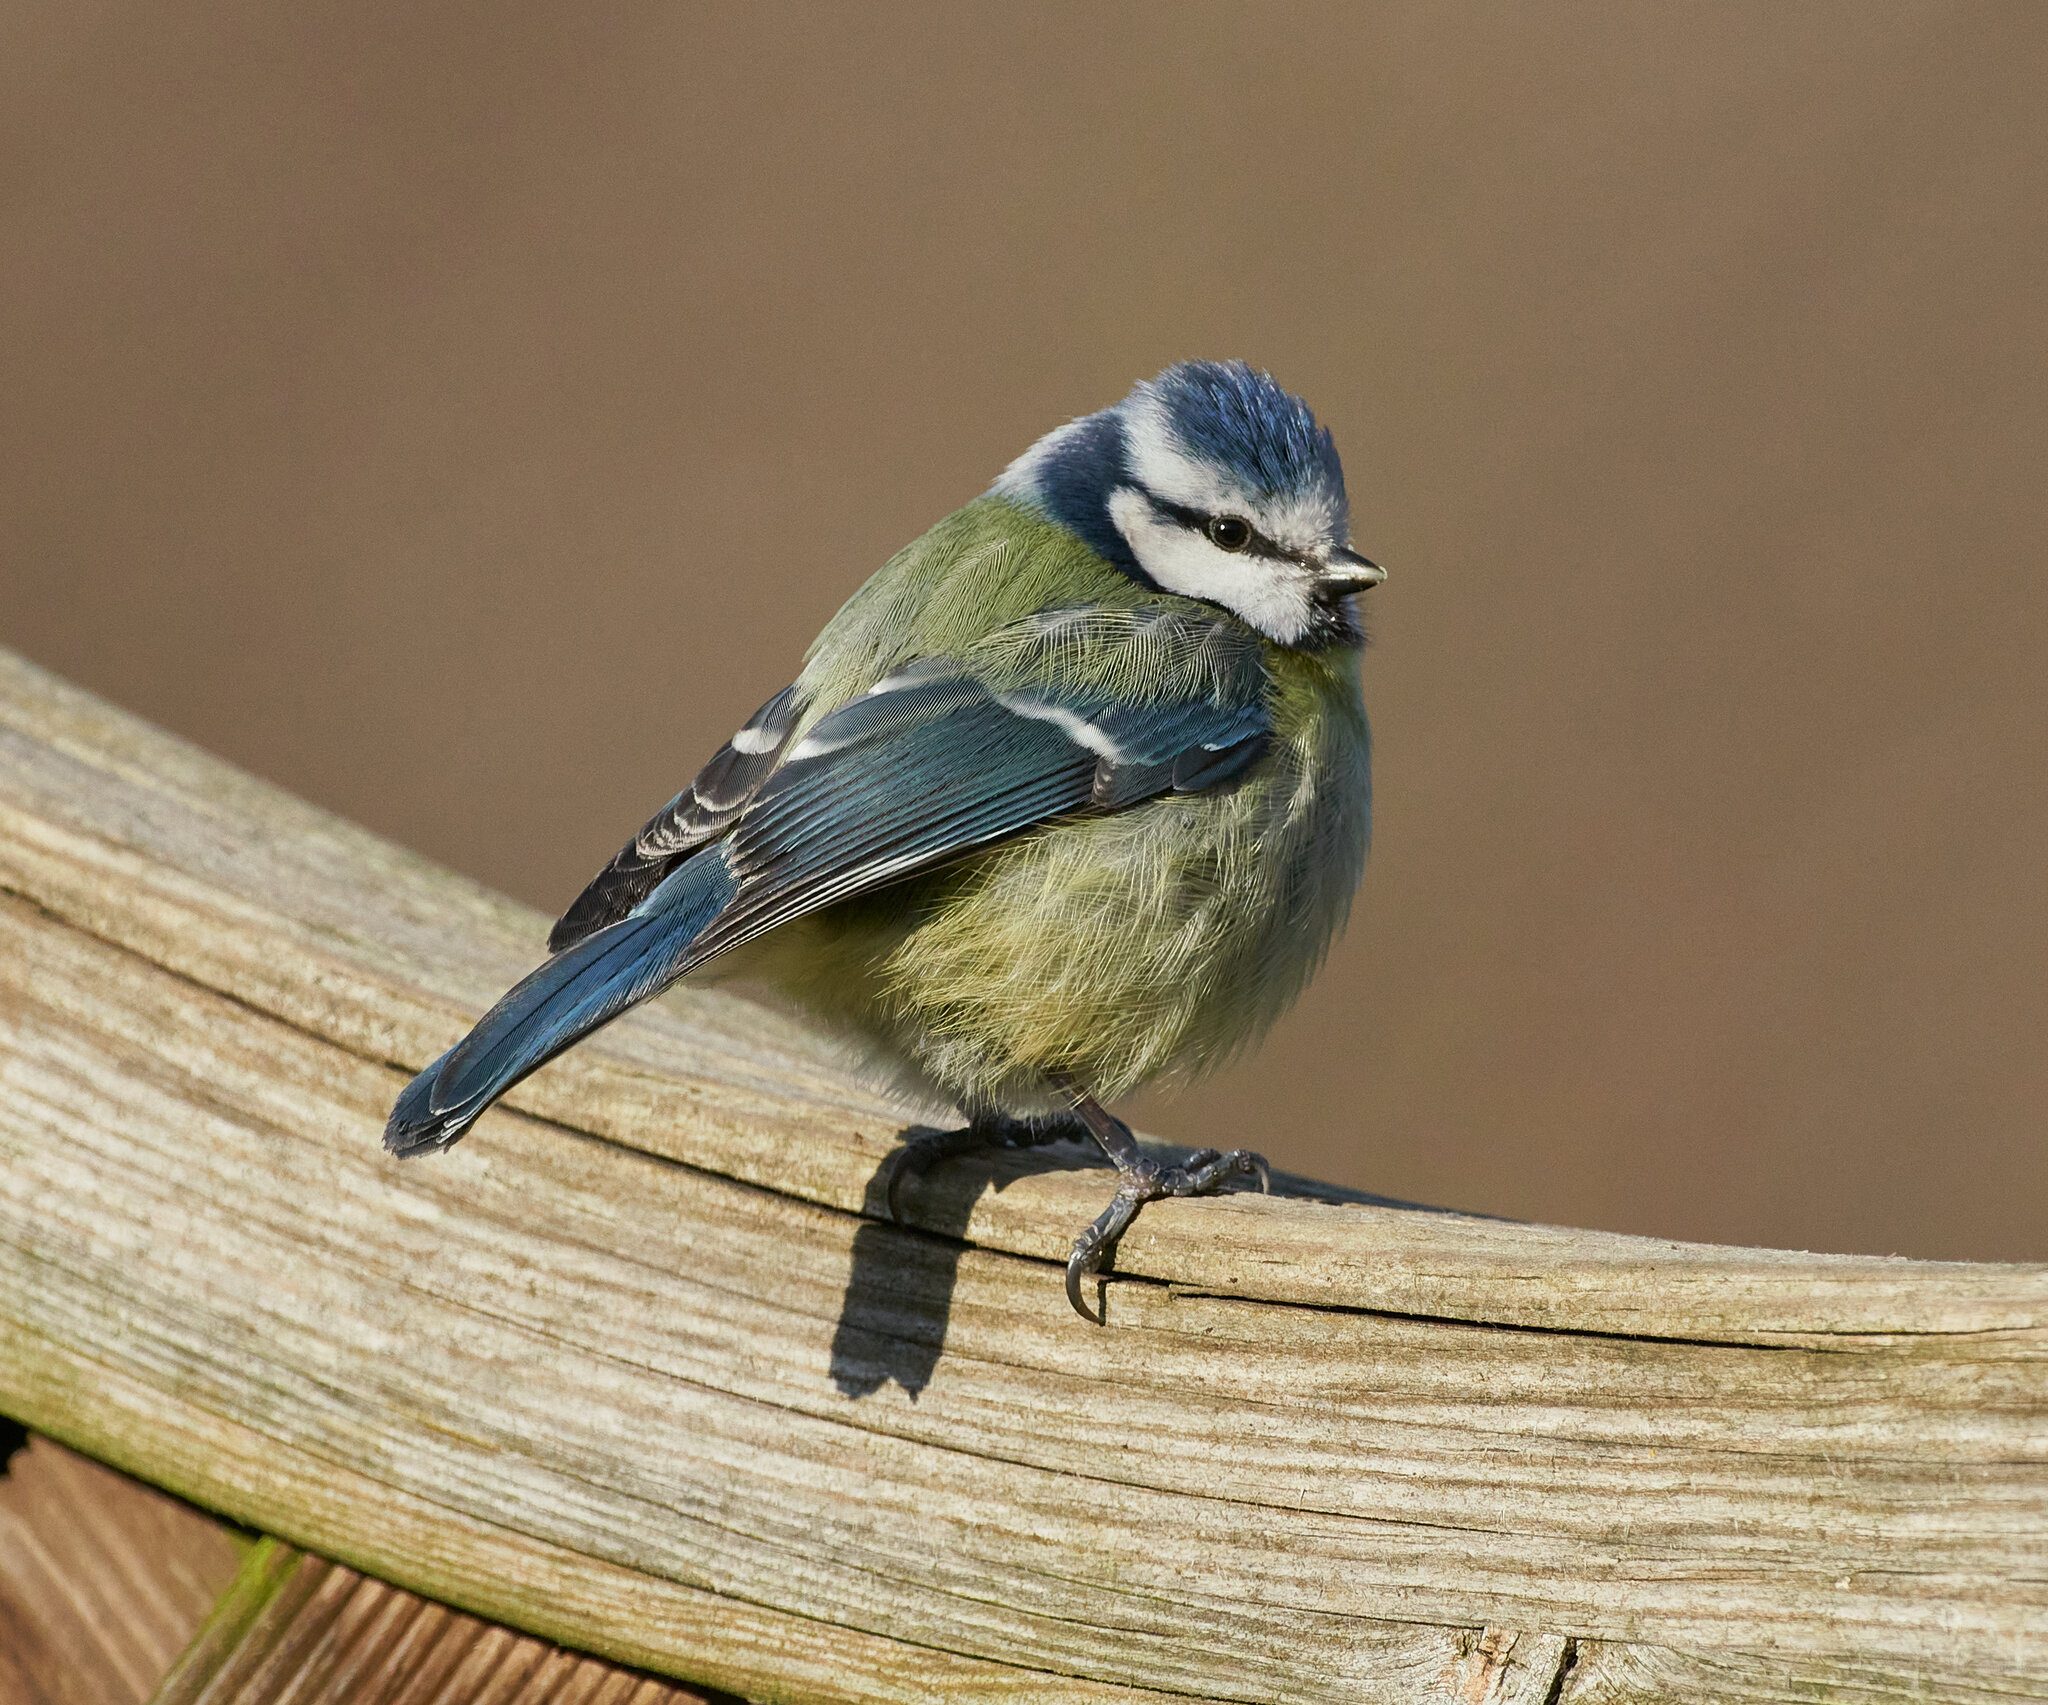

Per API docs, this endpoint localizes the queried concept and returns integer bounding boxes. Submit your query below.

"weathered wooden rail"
[0,646,2043,1703]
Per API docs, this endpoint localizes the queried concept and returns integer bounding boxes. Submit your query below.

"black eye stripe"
[1144,496,1297,562]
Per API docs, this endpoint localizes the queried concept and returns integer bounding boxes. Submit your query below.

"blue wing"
[686,656,1269,962]
[387,608,1269,1155]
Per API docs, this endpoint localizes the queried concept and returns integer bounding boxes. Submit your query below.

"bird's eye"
[1206,515,1253,552]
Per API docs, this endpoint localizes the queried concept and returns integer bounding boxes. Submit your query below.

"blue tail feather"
[384,851,737,1156]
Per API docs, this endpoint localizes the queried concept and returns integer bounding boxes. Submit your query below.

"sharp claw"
[1065,1244,1101,1324]
[1064,1184,1147,1325]
[1046,1073,1272,1321]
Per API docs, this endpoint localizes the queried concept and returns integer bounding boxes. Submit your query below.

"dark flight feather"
[547,683,802,952]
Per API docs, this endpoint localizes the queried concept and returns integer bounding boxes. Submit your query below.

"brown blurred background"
[4,3,2044,1260]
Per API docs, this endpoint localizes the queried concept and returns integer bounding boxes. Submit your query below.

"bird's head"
[993,360,1383,648]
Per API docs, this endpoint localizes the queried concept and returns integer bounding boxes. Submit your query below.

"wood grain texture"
[0,1438,242,1705]
[149,1539,730,1705]
[0,645,2044,1703]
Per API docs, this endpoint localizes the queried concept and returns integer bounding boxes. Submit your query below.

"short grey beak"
[1319,546,1387,595]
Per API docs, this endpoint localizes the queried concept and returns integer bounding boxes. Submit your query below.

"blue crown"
[1140,361,1345,506]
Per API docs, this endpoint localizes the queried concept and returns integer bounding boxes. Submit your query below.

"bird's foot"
[884,1115,1086,1224]
[1065,1146,1270,1324]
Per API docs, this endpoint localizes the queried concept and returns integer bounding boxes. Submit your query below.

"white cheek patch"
[1108,487,1314,645]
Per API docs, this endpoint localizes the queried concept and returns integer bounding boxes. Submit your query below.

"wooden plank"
[0,1437,242,1705]
[149,1539,729,1705]
[0,644,2043,1702]
[2,649,2035,1345]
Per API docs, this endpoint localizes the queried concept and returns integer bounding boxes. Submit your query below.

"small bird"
[387,361,1381,1321]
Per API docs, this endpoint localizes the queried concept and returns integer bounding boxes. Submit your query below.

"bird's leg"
[884,1109,1089,1223]
[1048,1071,1270,1325]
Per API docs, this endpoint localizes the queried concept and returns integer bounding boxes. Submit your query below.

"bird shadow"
[829,1123,1451,1401]
[829,1125,1067,1401]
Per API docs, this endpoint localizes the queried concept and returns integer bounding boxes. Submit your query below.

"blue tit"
[387,360,1383,1321]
